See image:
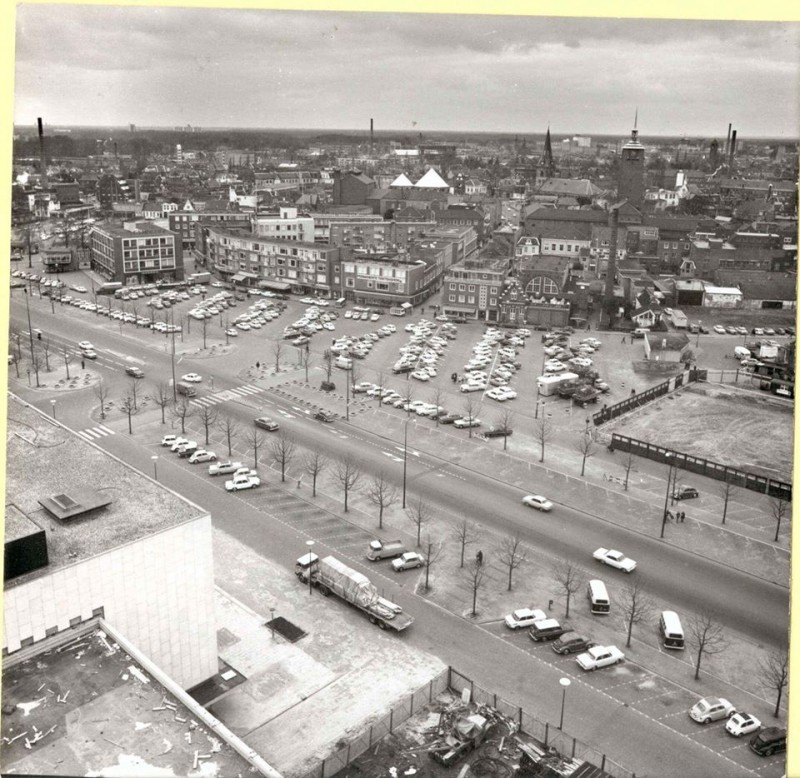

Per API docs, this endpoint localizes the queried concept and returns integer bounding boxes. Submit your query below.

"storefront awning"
[258,280,292,291]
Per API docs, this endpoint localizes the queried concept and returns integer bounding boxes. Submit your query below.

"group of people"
[666,510,687,523]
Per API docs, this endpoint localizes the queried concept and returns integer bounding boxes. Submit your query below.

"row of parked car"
[710,324,794,337]
[160,434,261,492]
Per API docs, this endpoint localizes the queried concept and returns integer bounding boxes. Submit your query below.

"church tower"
[617,115,645,210]
[542,126,555,179]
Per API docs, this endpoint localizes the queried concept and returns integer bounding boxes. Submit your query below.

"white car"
[78,341,94,351]
[225,474,261,492]
[353,381,376,394]
[169,437,191,452]
[181,373,203,383]
[225,328,238,337]
[411,370,430,382]
[713,325,727,335]
[487,387,515,402]
[391,551,426,571]
[460,382,486,393]
[690,697,736,724]
[209,461,243,476]
[161,434,179,447]
[576,645,625,671]
[453,417,481,429]
[188,450,217,464]
[415,403,444,417]
[593,548,637,573]
[522,495,553,512]
[725,712,761,737]
[505,608,547,630]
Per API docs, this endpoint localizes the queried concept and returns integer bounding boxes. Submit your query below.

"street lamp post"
[50,399,57,419]
[402,418,409,509]
[660,453,674,538]
[558,678,571,730]
[152,455,159,481]
[305,540,315,595]
[696,321,702,348]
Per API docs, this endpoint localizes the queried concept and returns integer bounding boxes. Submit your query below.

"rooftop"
[1,625,254,777]
[92,221,176,238]
[4,397,205,590]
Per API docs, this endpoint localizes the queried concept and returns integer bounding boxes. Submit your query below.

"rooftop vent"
[38,488,112,522]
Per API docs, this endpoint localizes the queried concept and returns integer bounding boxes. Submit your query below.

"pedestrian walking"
[476,550,484,566]
[256,361,261,370]
[680,511,686,523]
[81,359,85,370]
[297,475,303,489]
[621,335,626,344]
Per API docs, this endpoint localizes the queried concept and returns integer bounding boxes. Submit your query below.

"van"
[335,297,346,308]
[734,346,751,360]
[335,356,353,370]
[659,610,685,650]
[587,579,610,614]
[176,381,197,397]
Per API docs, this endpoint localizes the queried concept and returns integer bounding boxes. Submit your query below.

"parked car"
[522,494,553,512]
[483,426,513,438]
[391,551,426,572]
[438,413,461,425]
[529,619,570,642]
[673,485,699,500]
[78,340,94,351]
[504,608,547,630]
[689,697,736,724]
[225,474,261,492]
[181,372,203,383]
[593,548,637,572]
[161,434,179,447]
[177,442,198,458]
[576,645,625,671]
[552,634,597,655]
[254,416,280,431]
[209,461,243,476]
[170,438,195,452]
[725,712,761,737]
[454,417,481,429]
[124,366,145,378]
[188,450,217,464]
[314,410,335,423]
[749,727,786,756]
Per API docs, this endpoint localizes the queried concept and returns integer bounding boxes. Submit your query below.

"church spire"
[543,125,554,178]
[631,109,639,143]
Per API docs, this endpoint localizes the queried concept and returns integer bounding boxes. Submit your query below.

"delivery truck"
[366,539,407,561]
[295,553,414,632]
[537,371,579,396]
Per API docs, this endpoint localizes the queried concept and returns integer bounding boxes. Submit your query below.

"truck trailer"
[295,553,414,632]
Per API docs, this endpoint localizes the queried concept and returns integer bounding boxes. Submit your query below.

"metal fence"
[592,370,696,426]
[609,433,792,502]
[300,666,636,778]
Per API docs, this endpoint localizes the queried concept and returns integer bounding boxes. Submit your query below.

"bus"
[96,282,123,296]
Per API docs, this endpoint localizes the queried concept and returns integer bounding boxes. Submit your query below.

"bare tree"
[575,427,598,476]
[619,580,655,647]
[687,610,727,680]
[129,375,144,411]
[429,385,445,426]
[94,379,110,420]
[719,475,738,525]
[119,394,135,434]
[422,537,445,593]
[303,448,328,496]
[60,345,72,380]
[366,470,398,529]
[374,370,387,406]
[150,382,171,425]
[463,559,487,618]
[462,395,478,438]
[196,404,219,446]
[759,649,789,718]
[769,497,790,542]
[273,340,285,374]
[452,519,481,568]
[244,426,265,466]
[270,430,296,482]
[495,407,515,451]
[10,329,23,362]
[535,413,554,463]
[171,398,195,434]
[406,496,433,547]
[30,346,41,387]
[334,454,362,512]
[40,337,52,371]
[622,449,636,491]
[551,560,586,618]
[217,415,241,457]
[499,534,528,591]
[299,345,312,383]
[322,349,334,384]
[201,316,209,349]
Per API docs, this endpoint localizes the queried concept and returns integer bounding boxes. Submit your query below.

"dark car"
[785,326,795,336]
[483,426,513,438]
[314,410,335,423]
[673,486,699,500]
[749,727,786,757]
[429,408,450,420]
[254,416,279,431]
[125,366,145,378]
[529,619,570,642]
[699,325,710,334]
[438,413,462,425]
[551,634,597,655]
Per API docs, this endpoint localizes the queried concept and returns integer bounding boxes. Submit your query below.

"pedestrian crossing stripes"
[77,424,116,441]
[190,384,264,408]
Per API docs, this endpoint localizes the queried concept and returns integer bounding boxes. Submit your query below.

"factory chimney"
[728,130,737,169]
[37,117,48,191]
[725,123,732,155]
[370,118,374,156]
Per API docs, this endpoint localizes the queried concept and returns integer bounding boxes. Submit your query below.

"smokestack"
[725,123,732,155]
[370,118,374,155]
[37,117,48,191]
[729,130,737,168]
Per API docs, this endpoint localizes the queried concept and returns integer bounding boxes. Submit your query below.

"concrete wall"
[3,516,217,690]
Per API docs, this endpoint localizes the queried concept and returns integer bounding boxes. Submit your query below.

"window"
[457,295,465,303]
[468,285,475,292]
[459,284,466,291]
[489,298,496,306]
[467,296,475,304]
[346,278,355,287]
[448,295,455,302]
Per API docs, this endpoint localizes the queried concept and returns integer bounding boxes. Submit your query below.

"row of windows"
[448,295,497,306]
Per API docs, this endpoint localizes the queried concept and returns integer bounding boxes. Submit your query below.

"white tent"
[390,173,414,187]
[414,168,449,189]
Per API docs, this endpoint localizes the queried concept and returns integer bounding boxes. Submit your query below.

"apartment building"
[253,206,315,243]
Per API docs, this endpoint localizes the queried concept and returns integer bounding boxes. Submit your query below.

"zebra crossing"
[76,424,116,442]
[190,383,265,409]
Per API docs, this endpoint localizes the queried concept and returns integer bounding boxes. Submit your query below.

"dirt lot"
[606,383,793,478]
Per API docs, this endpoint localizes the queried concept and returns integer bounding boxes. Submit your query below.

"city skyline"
[12,7,800,138]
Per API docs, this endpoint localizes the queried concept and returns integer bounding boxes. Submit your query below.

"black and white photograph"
[2,5,798,777]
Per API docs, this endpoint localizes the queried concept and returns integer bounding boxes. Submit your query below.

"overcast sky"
[12,6,800,138]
